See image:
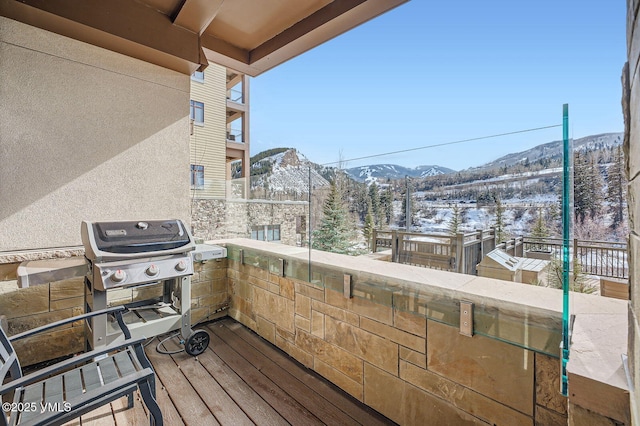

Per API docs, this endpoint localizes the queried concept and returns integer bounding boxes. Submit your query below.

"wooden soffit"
[0,0,408,76]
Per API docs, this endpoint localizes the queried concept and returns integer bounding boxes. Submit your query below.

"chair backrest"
[0,325,22,384]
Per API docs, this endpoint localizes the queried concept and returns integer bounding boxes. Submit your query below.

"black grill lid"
[82,219,194,261]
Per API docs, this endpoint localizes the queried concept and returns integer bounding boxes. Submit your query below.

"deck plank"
[162,336,254,426]
[194,342,287,425]
[153,374,186,426]
[145,340,219,426]
[205,325,324,425]
[221,319,394,426]
[111,394,150,426]
[210,321,363,426]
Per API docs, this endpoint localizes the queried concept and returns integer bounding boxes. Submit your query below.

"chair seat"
[13,350,146,425]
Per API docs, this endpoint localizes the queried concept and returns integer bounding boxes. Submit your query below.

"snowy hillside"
[250,149,329,195]
[345,164,455,184]
[474,132,623,171]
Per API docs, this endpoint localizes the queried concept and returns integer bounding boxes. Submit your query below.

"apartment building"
[189,65,250,199]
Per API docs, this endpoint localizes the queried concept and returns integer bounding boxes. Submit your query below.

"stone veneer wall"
[625,0,640,422]
[190,199,307,246]
[0,253,228,367]
[225,243,568,425]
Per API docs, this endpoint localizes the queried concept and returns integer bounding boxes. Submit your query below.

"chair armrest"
[0,335,147,395]
[9,306,129,342]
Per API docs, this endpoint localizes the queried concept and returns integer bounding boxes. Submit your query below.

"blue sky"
[250,1,626,171]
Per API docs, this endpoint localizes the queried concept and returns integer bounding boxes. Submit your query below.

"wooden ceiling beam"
[0,0,203,74]
[173,0,224,35]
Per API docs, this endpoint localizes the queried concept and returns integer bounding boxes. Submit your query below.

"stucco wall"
[0,17,191,251]
[626,0,640,421]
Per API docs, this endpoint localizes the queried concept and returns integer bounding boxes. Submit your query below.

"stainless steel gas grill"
[81,219,210,356]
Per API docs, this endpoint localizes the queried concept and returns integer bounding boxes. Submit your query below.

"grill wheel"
[185,329,210,356]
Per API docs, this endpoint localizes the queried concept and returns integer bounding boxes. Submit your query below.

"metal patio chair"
[0,306,162,425]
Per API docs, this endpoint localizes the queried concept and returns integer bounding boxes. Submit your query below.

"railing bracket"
[460,301,474,337]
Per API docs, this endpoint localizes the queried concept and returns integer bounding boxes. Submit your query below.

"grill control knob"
[145,264,159,276]
[175,260,188,272]
[111,269,126,283]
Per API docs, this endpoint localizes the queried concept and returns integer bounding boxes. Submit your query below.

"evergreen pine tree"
[606,146,627,229]
[494,196,507,243]
[368,182,381,226]
[363,200,375,250]
[448,204,461,235]
[574,151,604,223]
[312,181,355,254]
[380,187,393,227]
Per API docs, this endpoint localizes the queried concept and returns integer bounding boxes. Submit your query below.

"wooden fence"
[372,230,628,279]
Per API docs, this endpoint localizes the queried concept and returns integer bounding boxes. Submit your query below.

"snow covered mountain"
[344,164,455,184]
[474,132,623,171]
[248,148,329,195]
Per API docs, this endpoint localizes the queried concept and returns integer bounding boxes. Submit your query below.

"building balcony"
[0,239,631,425]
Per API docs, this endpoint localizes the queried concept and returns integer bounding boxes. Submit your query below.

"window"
[191,71,204,82]
[190,100,204,124]
[190,164,204,189]
[251,225,281,242]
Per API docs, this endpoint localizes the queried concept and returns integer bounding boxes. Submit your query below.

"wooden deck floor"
[67,318,394,425]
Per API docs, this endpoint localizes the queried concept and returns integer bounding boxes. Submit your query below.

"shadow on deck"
[64,318,394,425]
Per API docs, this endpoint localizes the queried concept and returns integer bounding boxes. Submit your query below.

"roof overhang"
[0,0,408,76]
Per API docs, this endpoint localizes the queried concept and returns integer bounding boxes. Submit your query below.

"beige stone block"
[0,263,18,281]
[190,307,209,325]
[0,284,49,319]
[295,294,311,319]
[256,315,276,344]
[50,277,84,300]
[536,405,567,426]
[400,346,426,369]
[326,289,393,325]
[230,295,252,321]
[325,316,398,374]
[50,296,84,311]
[295,330,363,383]
[311,310,324,338]
[279,338,313,368]
[107,288,133,305]
[13,326,84,367]
[629,62,640,179]
[268,283,280,294]
[190,280,212,299]
[132,283,163,301]
[427,320,534,416]
[364,363,488,425]
[295,315,310,332]
[394,309,426,337]
[247,265,270,281]
[311,300,359,326]
[279,277,295,300]
[314,358,363,401]
[211,277,227,293]
[536,353,567,415]
[231,278,252,301]
[248,274,270,291]
[568,402,619,426]
[276,326,294,344]
[294,281,324,301]
[198,292,228,310]
[253,287,295,333]
[229,308,256,332]
[360,317,425,353]
[7,307,83,335]
[400,361,532,426]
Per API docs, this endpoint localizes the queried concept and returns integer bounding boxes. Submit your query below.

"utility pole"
[406,175,411,232]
